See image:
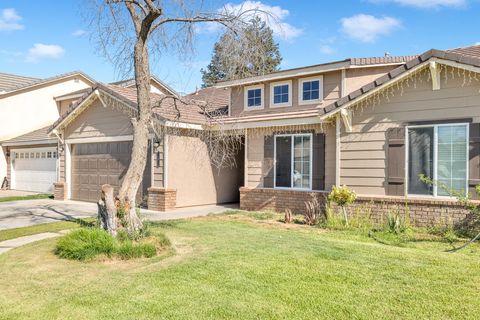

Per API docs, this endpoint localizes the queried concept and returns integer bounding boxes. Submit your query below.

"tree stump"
[97,184,117,236]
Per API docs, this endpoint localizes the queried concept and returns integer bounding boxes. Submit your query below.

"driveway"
[0,199,238,230]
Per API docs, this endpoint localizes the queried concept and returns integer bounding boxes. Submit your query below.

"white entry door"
[11,147,57,193]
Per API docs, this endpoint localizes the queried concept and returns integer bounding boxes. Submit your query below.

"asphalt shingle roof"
[2,126,55,144]
[0,72,39,93]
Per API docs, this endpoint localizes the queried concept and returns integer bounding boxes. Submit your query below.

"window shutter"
[469,123,480,199]
[386,127,406,196]
[312,133,325,190]
[263,135,274,188]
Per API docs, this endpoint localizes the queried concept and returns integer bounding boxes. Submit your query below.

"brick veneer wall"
[240,187,328,213]
[147,187,177,211]
[53,182,67,200]
[239,187,477,228]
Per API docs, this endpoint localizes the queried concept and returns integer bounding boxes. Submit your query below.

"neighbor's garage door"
[12,147,57,193]
[70,141,150,203]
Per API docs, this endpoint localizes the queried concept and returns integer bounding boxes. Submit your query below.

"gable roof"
[110,75,178,97]
[49,84,226,134]
[319,46,480,119]
[0,72,40,93]
[216,55,417,88]
[0,71,95,98]
[1,125,56,146]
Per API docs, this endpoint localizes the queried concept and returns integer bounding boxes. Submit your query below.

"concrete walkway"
[0,231,69,255]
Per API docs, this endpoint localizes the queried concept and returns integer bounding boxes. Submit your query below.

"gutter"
[1,138,58,147]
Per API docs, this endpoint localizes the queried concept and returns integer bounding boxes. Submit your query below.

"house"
[0,71,94,192]
[45,54,414,211]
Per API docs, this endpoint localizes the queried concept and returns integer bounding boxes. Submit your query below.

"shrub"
[117,241,156,260]
[284,209,293,224]
[304,196,322,226]
[328,186,357,226]
[55,228,116,261]
[55,227,171,261]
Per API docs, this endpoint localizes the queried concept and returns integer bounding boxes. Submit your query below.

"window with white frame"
[270,81,292,107]
[299,76,323,105]
[274,134,312,189]
[244,84,264,109]
[407,123,468,197]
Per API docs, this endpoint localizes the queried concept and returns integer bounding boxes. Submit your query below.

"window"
[244,84,264,110]
[274,134,312,189]
[47,152,52,158]
[299,76,323,105]
[270,81,292,107]
[407,123,468,197]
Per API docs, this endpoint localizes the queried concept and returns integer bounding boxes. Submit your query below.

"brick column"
[147,187,177,211]
[54,182,67,200]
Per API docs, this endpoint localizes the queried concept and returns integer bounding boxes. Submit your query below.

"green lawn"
[0,193,52,203]
[0,213,479,319]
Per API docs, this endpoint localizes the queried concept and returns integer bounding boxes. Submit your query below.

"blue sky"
[0,0,478,93]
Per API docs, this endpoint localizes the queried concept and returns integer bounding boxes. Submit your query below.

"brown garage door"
[71,141,150,203]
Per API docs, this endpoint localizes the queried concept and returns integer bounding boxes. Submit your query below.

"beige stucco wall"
[340,67,480,196]
[230,70,342,117]
[64,99,133,139]
[245,123,336,191]
[167,134,243,207]
[0,76,91,182]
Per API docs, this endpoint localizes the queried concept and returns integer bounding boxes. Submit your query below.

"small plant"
[304,194,322,226]
[284,209,293,224]
[55,228,116,261]
[328,185,357,226]
[116,241,156,259]
[386,211,406,234]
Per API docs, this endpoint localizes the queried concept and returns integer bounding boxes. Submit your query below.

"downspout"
[336,69,347,186]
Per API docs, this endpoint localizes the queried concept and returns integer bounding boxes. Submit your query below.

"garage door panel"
[12,147,57,193]
[71,141,149,203]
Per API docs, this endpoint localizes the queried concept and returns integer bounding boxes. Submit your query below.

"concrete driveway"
[0,199,238,230]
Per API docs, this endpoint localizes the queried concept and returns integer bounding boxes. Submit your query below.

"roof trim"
[319,48,480,120]
[0,71,95,98]
[2,138,57,147]
[215,56,415,88]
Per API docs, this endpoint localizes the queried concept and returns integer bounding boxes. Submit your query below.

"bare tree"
[88,1,272,235]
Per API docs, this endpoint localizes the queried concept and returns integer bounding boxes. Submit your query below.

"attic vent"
[74,78,79,83]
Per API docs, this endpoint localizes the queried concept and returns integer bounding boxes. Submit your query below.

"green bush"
[55,228,116,261]
[55,227,171,261]
[117,241,156,260]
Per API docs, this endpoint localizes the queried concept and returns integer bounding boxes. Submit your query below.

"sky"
[0,0,479,94]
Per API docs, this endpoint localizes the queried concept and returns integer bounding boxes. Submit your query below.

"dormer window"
[244,84,264,110]
[299,76,323,105]
[270,80,292,107]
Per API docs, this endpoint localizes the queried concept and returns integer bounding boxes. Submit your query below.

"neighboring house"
[0,71,94,192]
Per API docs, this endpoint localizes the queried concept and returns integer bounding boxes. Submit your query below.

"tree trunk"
[117,39,152,234]
[97,184,118,236]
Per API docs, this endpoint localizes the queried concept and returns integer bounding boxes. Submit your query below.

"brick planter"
[240,187,478,229]
[240,187,328,214]
[147,187,177,211]
[53,182,67,200]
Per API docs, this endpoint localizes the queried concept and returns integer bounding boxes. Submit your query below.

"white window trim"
[244,84,264,111]
[270,80,292,108]
[405,122,469,198]
[273,133,313,191]
[298,75,323,106]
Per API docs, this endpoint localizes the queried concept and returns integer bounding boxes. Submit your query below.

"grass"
[0,218,95,242]
[0,193,52,203]
[0,212,479,319]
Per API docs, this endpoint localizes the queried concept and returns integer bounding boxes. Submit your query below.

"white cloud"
[72,29,86,37]
[26,43,65,63]
[206,1,302,41]
[319,45,335,54]
[340,14,401,43]
[0,8,24,31]
[368,0,466,8]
